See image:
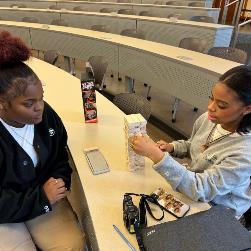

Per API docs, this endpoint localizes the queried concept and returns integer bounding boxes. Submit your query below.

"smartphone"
[84,147,110,175]
[152,188,190,218]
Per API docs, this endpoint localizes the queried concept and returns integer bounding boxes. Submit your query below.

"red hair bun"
[0,30,31,67]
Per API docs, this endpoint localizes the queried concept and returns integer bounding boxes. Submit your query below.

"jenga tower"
[124,114,147,171]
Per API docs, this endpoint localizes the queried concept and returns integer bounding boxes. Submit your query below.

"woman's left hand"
[130,135,165,164]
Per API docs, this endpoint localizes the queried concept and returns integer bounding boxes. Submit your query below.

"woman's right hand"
[43,177,67,205]
[131,135,165,164]
[156,140,174,153]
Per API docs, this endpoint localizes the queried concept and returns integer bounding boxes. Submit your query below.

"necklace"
[5,123,34,147]
[201,124,234,152]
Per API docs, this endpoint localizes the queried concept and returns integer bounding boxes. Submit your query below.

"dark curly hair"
[0,30,40,101]
[219,65,251,134]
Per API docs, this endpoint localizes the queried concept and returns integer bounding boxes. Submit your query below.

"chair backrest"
[49,5,61,10]
[236,32,251,65]
[208,47,247,64]
[22,17,39,23]
[117,0,132,2]
[113,93,151,120]
[168,13,182,19]
[11,4,26,8]
[117,9,137,15]
[120,29,145,39]
[139,11,155,17]
[190,15,215,23]
[100,8,115,13]
[73,6,87,11]
[91,25,111,33]
[166,1,181,5]
[44,50,59,65]
[188,2,205,7]
[179,37,208,53]
[117,0,132,3]
[88,56,108,86]
[154,1,163,4]
[51,19,68,26]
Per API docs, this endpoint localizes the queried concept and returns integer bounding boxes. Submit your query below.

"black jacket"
[0,102,72,223]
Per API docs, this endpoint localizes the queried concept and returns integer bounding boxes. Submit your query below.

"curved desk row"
[0,20,239,112]
[0,0,220,21]
[0,7,233,51]
[28,57,211,251]
[29,0,213,6]
[135,0,212,7]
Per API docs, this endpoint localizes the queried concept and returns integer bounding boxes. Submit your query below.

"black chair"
[88,56,108,89]
[171,37,208,122]
[208,47,247,64]
[100,8,115,13]
[49,5,61,10]
[139,10,155,17]
[167,13,182,20]
[91,25,111,33]
[117,9,137,15]
[73,6,87,11]
[51,19,69,26]
[10,4,26,8]
[120,29,146,92]
[22,17,39,23]
[50,19,76,74]
[188,2,205,7]
[120,29,145,39]
[113,93,151,120]
[179,37,208,53]
[117,0,132,3]
[166,1,181,5]
[236,32,251,65]
[44,50,59,66]
[190,15,215,23]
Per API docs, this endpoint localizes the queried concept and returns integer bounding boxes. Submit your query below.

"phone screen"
[84,149,110,175]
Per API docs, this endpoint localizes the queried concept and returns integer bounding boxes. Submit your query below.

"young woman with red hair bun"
[0,31,85,250]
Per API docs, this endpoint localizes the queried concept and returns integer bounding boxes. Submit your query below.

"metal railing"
[221,0,244,25]
[232,18,251,48]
